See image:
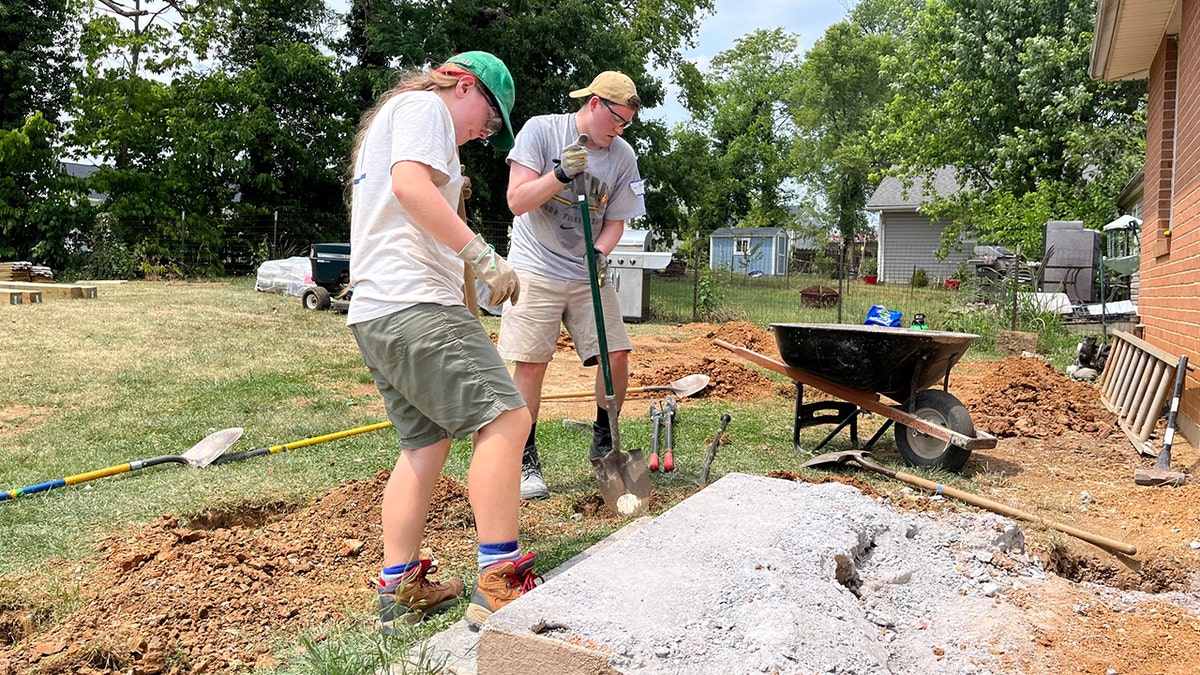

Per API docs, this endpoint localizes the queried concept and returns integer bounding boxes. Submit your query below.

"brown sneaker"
[464,552,542,628]
[378,558,465,633]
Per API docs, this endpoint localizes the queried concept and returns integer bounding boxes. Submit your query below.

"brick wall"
[1141,8,1200,445]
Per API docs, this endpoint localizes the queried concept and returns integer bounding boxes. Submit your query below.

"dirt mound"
[631,356,778,401]
[699,320,779,358]
[952,356,1116,439]
[0,473,473,675]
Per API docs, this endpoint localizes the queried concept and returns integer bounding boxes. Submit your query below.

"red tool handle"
[663,401,675,472]
[648,403,662,471]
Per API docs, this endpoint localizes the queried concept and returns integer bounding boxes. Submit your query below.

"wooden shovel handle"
[889,466,1137,555]
[543,385,669,401]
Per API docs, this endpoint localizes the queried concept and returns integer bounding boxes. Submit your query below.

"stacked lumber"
[0,261,32,282]
[31,265,54,282]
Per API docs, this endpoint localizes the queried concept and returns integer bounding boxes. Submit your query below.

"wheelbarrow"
[715,323,997,472]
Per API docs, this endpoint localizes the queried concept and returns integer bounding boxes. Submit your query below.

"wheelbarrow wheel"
[894,389,973,472]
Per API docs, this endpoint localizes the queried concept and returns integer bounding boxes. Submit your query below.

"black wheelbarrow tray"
[715,323,997,472]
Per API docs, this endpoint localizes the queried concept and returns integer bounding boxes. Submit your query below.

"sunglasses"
[598,98,633,131]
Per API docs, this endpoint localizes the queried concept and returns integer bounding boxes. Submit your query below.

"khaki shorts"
[498,269,632,366]
[351,303,525,450]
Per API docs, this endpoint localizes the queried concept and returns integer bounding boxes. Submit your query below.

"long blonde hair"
[346,65,462,195]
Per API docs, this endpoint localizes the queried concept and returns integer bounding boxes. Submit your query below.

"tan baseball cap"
[569,71,641,110]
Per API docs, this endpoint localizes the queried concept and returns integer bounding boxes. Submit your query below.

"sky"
[643,0,853,126]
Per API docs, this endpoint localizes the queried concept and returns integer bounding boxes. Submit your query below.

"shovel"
[212,420,394,465]
[577,192,651,516]
[802,449,1137,556]
[1,427,244,502]
[542,373,709,400]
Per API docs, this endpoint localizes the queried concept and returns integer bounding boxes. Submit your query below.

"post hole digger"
[578,191,651,516]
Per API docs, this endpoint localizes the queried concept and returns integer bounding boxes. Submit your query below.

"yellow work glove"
[457,234,520,306]
[553,134,589,183]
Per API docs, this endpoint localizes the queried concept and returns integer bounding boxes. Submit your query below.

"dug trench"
[3,321,1200,674]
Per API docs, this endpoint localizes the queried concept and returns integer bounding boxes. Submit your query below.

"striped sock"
[380,560,420,585]
[478,540,521,569]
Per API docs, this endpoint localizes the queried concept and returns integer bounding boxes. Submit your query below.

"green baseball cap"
[446,51,516,151]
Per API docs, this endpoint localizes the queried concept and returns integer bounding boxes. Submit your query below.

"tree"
[1,0,77,128]
[0,114,93,267]
[662,28,801,242]
[874,0,1146,254]
[791,20,895,244]
[0,0,87,266]
[187,0,357,250]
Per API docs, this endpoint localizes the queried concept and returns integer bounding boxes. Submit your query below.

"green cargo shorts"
[350,303,525,450]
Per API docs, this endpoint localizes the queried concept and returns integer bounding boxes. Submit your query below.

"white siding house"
[865,168,973,284]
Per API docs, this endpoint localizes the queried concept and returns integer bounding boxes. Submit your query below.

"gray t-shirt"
[506,113,646,282]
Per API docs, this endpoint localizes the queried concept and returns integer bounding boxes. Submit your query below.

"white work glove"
[553,134,589,183]
[457,234,520,306]
[593,248,609,287]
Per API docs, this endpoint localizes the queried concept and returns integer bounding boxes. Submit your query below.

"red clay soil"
[4,324,1200,674]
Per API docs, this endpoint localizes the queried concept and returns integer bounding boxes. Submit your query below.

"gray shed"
[709,227,790,276]
[865,167,973,284]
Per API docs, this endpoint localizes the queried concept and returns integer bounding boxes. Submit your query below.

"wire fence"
[645,240,986,330]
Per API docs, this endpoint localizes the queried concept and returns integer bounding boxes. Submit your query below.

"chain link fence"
[643,239,1044,338]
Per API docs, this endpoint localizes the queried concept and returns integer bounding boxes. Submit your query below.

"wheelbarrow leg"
[792,383,860,453]
[862,418,895,451]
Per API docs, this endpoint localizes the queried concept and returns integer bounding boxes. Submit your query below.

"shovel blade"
[592,447,651,516]
[182,427,244,468]
[800,449,867,470]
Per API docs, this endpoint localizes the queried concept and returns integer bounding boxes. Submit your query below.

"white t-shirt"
[346,91,466,326]
[506,113,646,282]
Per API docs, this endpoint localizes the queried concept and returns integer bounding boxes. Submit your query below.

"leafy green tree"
[69,0,204,269]
[874,0,1146,254]
[791,20,895,245]
[662,28,801,243]
[0,113,93,268]
[1,0,77,128]
[179,0,356,253]
[0,0,87,267]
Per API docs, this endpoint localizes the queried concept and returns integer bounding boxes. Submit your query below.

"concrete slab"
[394,472,1035,674]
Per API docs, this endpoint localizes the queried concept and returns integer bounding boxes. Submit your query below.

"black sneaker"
[519,445,549,500]
[589,423,612,461]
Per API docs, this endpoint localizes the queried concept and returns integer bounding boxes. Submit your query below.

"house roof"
[61,162,107,203]
[62,162,100,179]
[865,167,962,212]
[710,227,786,237]
[1089,0,1178,81]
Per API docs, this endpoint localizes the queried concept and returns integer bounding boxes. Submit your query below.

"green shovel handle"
[578,194,613,399]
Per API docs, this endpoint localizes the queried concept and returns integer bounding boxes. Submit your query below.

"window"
[735,238,750,255]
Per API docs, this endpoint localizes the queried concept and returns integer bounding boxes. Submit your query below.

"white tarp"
[1019,292,1074,315]
[255,257,312,297]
